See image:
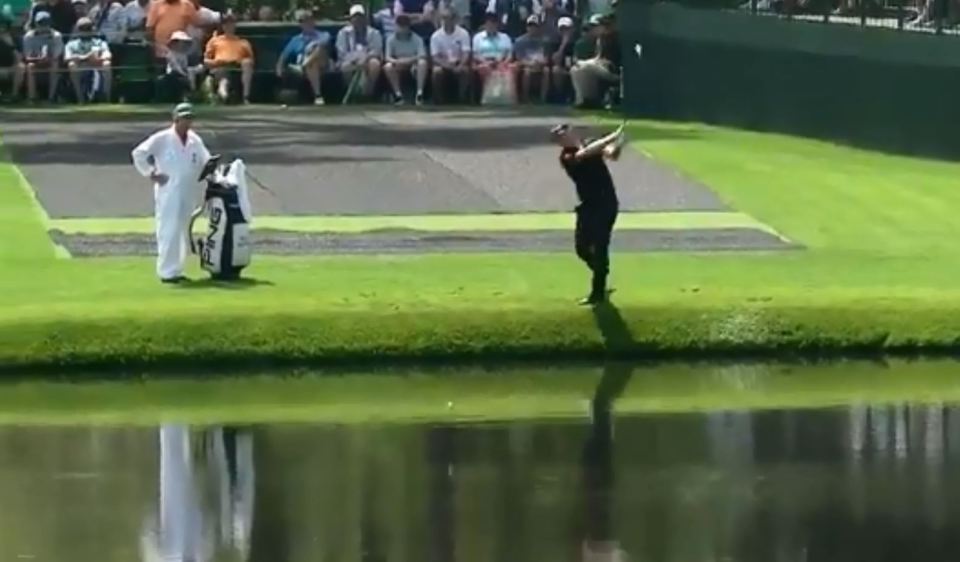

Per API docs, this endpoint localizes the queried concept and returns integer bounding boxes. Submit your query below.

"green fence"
[620,1,960,158]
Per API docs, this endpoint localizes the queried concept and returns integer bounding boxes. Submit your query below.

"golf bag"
[189,157,253,280]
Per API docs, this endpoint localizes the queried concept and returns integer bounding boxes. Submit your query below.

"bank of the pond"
[1,359,958,425]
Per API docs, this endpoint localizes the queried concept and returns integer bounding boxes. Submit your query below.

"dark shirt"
[30,1,78,35]
[0,34,20,67]
[560,142,618,208]
[600,31,620,67]
[548,35,575,64]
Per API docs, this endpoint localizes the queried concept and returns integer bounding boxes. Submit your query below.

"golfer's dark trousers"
[575,203,619,298]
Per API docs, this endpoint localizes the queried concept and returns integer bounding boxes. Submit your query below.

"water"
[4,361,960,562]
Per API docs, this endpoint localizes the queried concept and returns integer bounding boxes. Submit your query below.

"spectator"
[0,17,25,99]
[71,0,88,21]
[203,12,253,103]
[119,0,149,42]
[146,0,200,56]
[336,4,383,100]
[86,0,125,43]
[393,0,436,37]
[384,13,426,105]
[429,7,470,103]
[471,12,511,96]
[512,14,547,103]
[161,29,200,99]
[570,14,617,108]
[28,0,77,35]
[186,1,219,55]
[64,16,111,101]
[535,0,566,40]
[373,0,397,36]
[546,15,574,101]
[257,5,276,21]
[22,11,63,102]
[276,9,329,105]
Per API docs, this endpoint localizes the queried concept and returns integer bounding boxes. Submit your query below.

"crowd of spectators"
[0,0,621,108]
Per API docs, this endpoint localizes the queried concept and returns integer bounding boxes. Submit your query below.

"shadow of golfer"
[577,302,635,562]
[175,277,276,290]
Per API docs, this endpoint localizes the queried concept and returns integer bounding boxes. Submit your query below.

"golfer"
[131,103,212,284]
[551,122,625,305]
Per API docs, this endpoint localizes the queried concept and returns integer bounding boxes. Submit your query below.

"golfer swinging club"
[552,122,626,305]
[131,103,212,284]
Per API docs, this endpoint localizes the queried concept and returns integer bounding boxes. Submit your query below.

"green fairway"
[5,115,960,368]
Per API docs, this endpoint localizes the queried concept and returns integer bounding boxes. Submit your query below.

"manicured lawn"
[4,114,960,369]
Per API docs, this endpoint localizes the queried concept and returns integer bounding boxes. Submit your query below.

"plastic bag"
[481,66,517,106]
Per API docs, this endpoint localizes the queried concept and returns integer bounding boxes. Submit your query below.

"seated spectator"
[28,0,77,35]
[64,17,112,102]
[384,13,426,105]
[160,29,201,100]
[275,10,329,105]
[0,17,25,100]
[570,14,618,108]
[203,12,253,103]
[146,0,200,57]
[86,0,125,44]
[22,12,63,102]
[119,0,149,42]
[546,15,574,101]
[336,4,383,100]
[429,7,470,104]
[471,12,512,97]
[512,15,547,103]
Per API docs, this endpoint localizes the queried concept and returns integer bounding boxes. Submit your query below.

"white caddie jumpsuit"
[131,127,211,280]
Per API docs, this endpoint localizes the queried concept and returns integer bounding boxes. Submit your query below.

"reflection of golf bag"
[189,158,253,280]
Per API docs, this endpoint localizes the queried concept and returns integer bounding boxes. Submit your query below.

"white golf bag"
[189,157,254,280]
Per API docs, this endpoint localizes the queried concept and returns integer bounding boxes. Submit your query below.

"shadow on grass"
[175,277,276,290]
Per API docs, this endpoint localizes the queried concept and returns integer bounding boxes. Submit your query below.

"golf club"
[199,126,280,198]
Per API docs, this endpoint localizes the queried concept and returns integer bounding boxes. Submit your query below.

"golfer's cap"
[169,30,192,42]
[348,3,365,16]
[34,11,51,23]
[587,13,604,25]
[558,16,574,28]
[526,14,539,25]
[173,102,194,119]
[550,123,571,136]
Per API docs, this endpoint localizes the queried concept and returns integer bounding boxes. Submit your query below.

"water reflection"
[7,390,960,561]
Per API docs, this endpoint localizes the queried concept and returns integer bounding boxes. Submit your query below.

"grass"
[1,359,958,425]
[5,112,960,369]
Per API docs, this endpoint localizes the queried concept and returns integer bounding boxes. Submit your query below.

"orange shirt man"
[203,13,254,102]
[146,0,199,55]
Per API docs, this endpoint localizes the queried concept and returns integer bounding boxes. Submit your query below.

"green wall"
[622,1,960,158]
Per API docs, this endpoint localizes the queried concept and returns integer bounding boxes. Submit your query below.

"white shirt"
[429,25,470,65]
[132,126,211,190]
[64,36,111,61]
[472,30,511,61]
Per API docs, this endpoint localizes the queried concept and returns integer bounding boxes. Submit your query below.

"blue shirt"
[279,30,331,66]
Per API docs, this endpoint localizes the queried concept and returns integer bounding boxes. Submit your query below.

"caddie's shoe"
[161,275,189,285]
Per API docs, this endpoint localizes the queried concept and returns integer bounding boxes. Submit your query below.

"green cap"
[173,102,194,119]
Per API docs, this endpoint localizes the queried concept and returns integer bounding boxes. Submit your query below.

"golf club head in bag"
[189,157,253,281]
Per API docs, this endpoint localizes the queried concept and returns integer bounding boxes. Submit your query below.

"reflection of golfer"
[552,123,625,305]
[131,103,211,284]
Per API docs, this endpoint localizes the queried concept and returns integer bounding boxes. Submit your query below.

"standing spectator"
[0,17,25,100]
[570,14,617,108]
[160,30,200,100]
[257,6,277,21]
[275,10,329,105]
[336,4,383,100]
[87,0,125,43]
[373,0,397,36]
[146,0,200,56]
[64,16,111,101]
[203,12,253,103]
[512,14,547,103]
[28,0,77,35]
[546,15,574,102]
[471,12,511,96]
[429,6,470,103]
[186,1,219,56]
[71,0,88,22]
[22,12,63,102]
[393,0,435,37]
[535,0,566,40]
[384,14,426,105]
[119,0,149,42]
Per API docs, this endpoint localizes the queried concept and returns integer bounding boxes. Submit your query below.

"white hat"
[72,0,87,4]
[558,16,573,28]
[588,13,604,25]
[348,4,365,16]
[169,30,192,42]
[525,14,539,25]
[34,11,51,22]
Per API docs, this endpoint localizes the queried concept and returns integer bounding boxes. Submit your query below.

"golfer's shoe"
[314,96,325,106]
[415,92,425,106]
[161,275,189,285]
[577,288,616,306]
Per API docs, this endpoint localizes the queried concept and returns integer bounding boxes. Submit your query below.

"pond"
[2,359,960,562]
